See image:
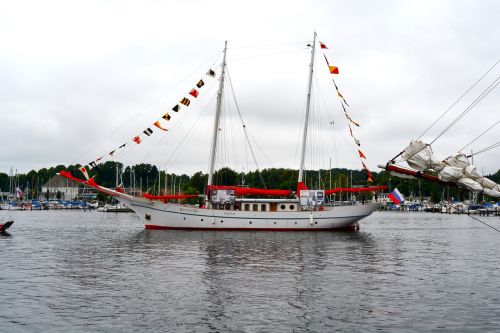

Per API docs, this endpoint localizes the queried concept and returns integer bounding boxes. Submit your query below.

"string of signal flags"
[319,40,373,182]
[78,68,217,180]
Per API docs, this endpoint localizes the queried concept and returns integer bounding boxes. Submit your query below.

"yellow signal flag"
[154,121,168,131]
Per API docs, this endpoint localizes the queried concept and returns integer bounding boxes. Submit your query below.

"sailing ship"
[60,33,383,230]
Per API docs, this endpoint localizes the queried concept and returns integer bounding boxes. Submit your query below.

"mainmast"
[298,32,317,184]
[207,41,228,187]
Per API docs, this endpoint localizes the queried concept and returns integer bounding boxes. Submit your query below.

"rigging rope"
[160,95,216,170]
[467,213,500,233]
[72,52,222,166]
[228,47,308,62]
[225,67,267,188]
[468,141,500,157]
[459,120,500,152]
[417,59,500,140]
[429,76,500,145]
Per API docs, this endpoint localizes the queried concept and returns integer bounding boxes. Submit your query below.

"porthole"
[315,222,318,224]
[249,221,252,224]
[274,221,277,224]
[294,221,297,224]
[183,217,186,220]
[289,205,295,210]
[201,218,204,221]
[221,220,224,223]
[280,204,286,210]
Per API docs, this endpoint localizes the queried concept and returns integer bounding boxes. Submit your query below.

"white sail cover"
[401,140,500,197]
[401,140,443,172]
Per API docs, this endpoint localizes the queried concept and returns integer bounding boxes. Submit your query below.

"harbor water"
[1,210,500,332]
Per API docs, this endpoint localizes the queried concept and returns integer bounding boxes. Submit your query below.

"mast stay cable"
[225,67,267,188]
[429,77,499,145]
[417,60,500,141]
[459,120,500,153]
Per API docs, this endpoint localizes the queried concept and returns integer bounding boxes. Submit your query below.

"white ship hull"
[118,195,378,231]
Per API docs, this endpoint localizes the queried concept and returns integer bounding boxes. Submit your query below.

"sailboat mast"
[298,32,317,183]
[207,41,228,187]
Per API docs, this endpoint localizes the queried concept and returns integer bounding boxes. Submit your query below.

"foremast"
[298,32,317,187]
[206,41,228,206]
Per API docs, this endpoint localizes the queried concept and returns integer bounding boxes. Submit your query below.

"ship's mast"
[207,41,228,187]
[298,32,317,184]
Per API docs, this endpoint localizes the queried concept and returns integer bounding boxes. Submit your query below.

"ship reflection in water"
[1,210,499,332]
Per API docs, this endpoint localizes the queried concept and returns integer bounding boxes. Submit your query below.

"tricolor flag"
[162,112,171,121]
[180,97,191,106]
[388,188,405,204]
[189,89,199,98]
[207,69,216,77]
[196,79,205,88]
[143,128,153,136]
[133,136,142,144]
[154,121,168,131]
[319,41,328,49]
[329,66,339,74]
[80,166,90,180]
[172,105,180,112]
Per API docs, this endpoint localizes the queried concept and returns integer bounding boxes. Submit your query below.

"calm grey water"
[1,210,500,332]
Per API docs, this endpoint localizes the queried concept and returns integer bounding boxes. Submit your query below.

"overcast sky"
[1,0,498,177]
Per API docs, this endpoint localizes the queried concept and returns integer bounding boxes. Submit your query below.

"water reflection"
[3,211,500,332]
[121,230,381,331]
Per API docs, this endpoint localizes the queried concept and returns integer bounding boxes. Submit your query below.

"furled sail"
[398,140,500,197]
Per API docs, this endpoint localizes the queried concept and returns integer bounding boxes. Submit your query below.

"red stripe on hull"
[144,224,359,232]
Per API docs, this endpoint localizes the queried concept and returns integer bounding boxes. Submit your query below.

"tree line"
[1,161,499,202]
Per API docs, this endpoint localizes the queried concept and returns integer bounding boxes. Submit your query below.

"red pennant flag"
[358,150,367,159]
[319,41,328,49]
[133,136,142,144]
[329,66,339,74]
[154,121,168,131]
[189,89,199,98]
